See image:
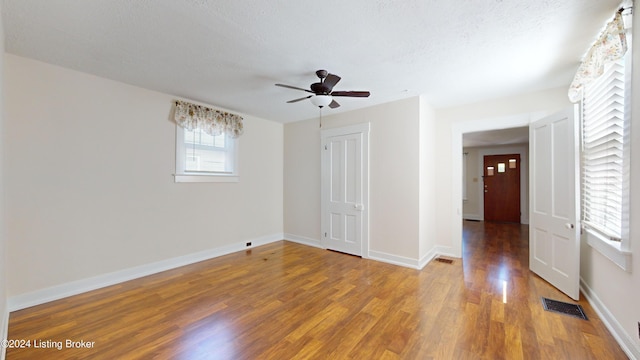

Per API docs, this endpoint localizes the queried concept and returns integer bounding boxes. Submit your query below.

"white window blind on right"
[581,58,625,241]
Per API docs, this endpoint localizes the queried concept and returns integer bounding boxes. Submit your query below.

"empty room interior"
[1,1,639,359]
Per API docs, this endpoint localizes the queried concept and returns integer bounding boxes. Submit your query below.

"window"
[582,57,625,240]
[581,51,631,270]
[175,125,239,182]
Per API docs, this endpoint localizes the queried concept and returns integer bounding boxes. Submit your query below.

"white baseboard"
[283,234,451,271]
[580,278,640,360]
[418,248,439,269]
[7,233,284,312]
[419,246,460,269]
[463,214,482,221]
[462,216,529,225]
[283,233,323,248]
[1,303,7,360]
[283,235,457,272]
[433,246,458,259]
[368,250,422,269]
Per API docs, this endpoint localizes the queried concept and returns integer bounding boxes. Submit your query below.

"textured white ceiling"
[2,0,623,123]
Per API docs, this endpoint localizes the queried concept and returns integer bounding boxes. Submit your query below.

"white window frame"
[174,125,239,183]
[581,31,632,271]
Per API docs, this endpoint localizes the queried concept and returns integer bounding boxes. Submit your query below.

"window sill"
[585,228,632,272]
[174,174,239,183]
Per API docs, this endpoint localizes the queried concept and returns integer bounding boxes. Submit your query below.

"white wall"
[419,96,438,262]
[0,1,8,353]
[578,14,640,358]
[284,97,433,266]
[4,55,283,300]
[283,118,321,244]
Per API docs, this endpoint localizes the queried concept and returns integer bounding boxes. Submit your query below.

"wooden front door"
[483,154,520,223]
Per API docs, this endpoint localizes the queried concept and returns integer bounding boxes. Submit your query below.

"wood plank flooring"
[6,221,627,359]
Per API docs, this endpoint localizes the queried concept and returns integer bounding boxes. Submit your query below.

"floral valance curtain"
[174,100,244,138]
[568,11,627,103]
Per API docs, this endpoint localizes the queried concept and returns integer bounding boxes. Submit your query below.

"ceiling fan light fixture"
[277,70,369,110]
[310,95,332,108]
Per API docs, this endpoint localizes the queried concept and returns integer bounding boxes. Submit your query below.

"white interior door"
[529,105,580,300]
[321,123,369,256]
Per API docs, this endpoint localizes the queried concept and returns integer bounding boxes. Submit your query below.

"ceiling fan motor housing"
[316,69,328,79]
[310,82,330,94]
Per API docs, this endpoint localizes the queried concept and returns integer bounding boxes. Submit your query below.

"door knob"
[565,223,575,229]
[354,204,364,211]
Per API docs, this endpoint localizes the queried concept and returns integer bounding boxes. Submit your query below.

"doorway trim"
[451,112,544,257]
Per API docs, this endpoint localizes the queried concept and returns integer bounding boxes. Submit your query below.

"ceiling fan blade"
[323,74,341,91]
[276,83,313,93]
[330,91,370,97]
[286,95,313,103]
[328,100,340,109]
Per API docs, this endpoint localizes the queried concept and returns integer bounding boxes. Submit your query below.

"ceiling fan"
[275,70,370,109]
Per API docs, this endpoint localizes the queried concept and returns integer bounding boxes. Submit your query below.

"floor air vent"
[435,258,453,264]
[541,297,588,320]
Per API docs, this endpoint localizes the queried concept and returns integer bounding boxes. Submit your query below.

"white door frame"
[321,123,370,258]
[451,112,544,257]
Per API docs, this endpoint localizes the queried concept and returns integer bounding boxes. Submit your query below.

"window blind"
[581,59,625,240]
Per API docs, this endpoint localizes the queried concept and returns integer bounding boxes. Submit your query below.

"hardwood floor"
[6,221,627,359]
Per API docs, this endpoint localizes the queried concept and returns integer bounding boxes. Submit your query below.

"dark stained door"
[483,154,521,223]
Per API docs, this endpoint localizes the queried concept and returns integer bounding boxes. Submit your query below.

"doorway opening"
[451,113,538,258]
[463,144,529,224]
